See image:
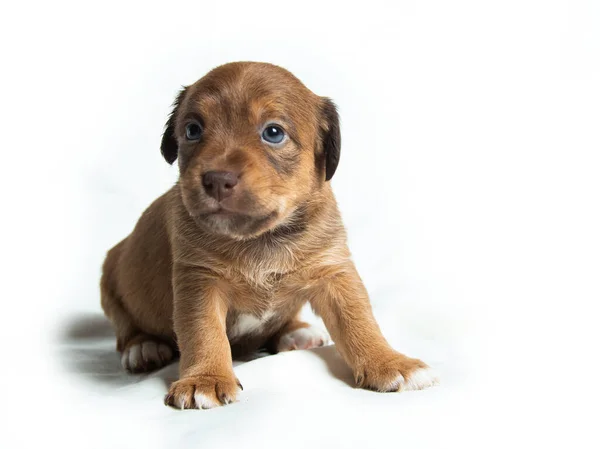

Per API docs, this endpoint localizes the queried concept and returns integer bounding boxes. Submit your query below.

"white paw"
[277,326,330,352]
[392,367,440,391]
[121,340,173,372]
[194,392,221,409]
[171,391,220,410]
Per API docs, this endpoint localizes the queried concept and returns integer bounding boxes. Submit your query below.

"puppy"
[100,62,438,409]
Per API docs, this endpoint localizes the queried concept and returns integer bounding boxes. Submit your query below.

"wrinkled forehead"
[182,66,318,126]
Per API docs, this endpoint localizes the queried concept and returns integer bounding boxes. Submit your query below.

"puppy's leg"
[266,317,329,353]
[101,280,175,373]
[309,263,439,392]
[164,265,241,410]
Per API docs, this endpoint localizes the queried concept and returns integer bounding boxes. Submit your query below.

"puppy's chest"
[224,270,304,341]
[226,309,277,341]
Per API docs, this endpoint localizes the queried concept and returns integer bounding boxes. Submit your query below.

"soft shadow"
[60,314,116,341]
[56,313,179,389]
[308,344,355,387]
[57,312,273,390]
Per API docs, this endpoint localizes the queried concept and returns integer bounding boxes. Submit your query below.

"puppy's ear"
[320,98,341,181]
[160,87,188,164]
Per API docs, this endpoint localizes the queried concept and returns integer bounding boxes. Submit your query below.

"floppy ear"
[320,98,341,181]
[160,87,188,164]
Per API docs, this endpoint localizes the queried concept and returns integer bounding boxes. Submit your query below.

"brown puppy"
[100,62,438,409]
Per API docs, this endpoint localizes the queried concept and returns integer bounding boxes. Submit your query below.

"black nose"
[202,171,239,201]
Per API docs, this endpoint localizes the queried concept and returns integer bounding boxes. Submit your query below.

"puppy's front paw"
[277,326,330,352]
[164,374,243,410]
[357,352,439,392]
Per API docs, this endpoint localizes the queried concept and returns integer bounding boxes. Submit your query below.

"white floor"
[52,300,469,449]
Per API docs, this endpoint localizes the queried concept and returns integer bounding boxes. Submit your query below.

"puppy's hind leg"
[101,288,176,373]
[100,244,175,373]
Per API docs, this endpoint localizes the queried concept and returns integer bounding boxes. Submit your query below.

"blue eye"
[185,122,203,141]
[262,125,286,144]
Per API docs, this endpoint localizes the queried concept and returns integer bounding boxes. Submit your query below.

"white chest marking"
[230,310,276,338]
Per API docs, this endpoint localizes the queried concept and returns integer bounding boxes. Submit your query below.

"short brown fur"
[101,62,435,409]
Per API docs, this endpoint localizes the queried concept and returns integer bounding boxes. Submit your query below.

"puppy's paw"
[277,326,330,352]
[357,352,439,392]
[164,374,243,410]
[121,338,174,373]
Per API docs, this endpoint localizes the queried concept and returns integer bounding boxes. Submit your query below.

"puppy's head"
[160,62,341,239]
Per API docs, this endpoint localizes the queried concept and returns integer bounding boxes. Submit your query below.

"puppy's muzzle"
[202,171,239,202]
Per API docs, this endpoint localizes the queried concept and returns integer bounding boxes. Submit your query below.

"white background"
[1,0,599,448]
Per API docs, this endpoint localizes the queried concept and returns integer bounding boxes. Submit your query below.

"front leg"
[164,265,242,409]
[310,263,439,392]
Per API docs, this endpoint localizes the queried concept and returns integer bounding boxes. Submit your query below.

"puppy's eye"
[262,125,286,145]
[185,122,203,141]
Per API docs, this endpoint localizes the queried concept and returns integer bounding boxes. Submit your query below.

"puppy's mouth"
[198,205,271,219]
[194,206,280,239]
[202,206,238,217]
[180,184,284,238]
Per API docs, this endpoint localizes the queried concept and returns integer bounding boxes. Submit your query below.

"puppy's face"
[161,62,341,239]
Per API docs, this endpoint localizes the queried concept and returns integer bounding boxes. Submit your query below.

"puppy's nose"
[202,171,239,201]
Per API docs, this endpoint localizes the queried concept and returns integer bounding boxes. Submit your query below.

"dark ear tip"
[162,152,177,165]
[321,97,341,181]
[325,150,339,181]
[160,86,188,165]
[160,125,178,164]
